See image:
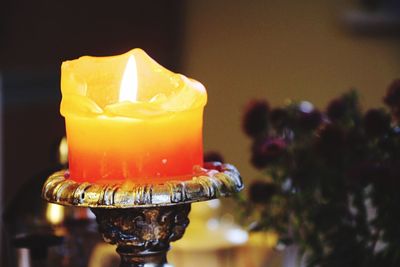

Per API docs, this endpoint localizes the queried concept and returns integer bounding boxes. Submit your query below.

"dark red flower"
[363,109,391,137]
[270,108,290,129]
[383,79,400,119]
[242,100,269,138]
[326,90,359,123]
[298,110,323,131]
[326,98,347,122]
[316,124,346,159]
[384,79,400,107]
[248,181,278,203]
[203,151,225,163]
[251,138,287,169]
[344,129,367,157]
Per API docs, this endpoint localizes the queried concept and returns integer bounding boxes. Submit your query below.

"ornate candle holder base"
[42,162,243,267]
[91,205,190,267]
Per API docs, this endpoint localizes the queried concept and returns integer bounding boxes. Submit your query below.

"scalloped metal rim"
[42,163,243,208]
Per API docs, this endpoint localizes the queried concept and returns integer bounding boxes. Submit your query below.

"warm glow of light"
[119,56,138,102]
[248,231,279,248]
[225,228,249,244]
[58,137,68,165]
[46,203,65,225]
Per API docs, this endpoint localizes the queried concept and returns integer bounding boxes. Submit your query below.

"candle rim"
[60,48,207,119]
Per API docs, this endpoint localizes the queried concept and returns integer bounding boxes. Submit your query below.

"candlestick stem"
[117,247,168,267]
[90,204,190,267]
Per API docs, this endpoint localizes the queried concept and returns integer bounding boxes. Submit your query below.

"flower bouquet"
[238,80,400,267]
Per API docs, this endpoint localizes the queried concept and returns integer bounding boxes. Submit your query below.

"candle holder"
[42,162,243,267]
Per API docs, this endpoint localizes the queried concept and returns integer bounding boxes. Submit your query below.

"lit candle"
[60,49,207,183]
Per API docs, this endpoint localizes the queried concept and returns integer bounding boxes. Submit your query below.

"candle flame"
[119,55,138,102]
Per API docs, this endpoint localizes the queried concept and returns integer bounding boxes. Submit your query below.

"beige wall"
[182,0,400,181]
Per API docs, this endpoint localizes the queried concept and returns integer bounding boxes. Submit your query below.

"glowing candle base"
[42,162,243,267]
[66,109,203,184]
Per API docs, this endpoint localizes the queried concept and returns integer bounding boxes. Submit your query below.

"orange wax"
[60,49,207,183]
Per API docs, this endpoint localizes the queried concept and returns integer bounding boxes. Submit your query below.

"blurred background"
[1,0,400,266]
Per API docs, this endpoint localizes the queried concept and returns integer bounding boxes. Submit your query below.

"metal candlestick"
[42,162,243,267]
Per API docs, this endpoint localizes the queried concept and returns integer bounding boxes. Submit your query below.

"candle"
[60,49,207,183]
